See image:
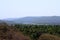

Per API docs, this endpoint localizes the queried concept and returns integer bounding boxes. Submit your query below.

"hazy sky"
[0,0,59,19]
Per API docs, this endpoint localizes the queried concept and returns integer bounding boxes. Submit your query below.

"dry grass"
[38,34,60,40]
[0,25,31,40]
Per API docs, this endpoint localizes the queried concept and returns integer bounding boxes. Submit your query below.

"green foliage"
[14,24,60,40]
[0,24,60,40]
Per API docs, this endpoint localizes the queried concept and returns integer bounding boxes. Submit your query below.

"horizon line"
[0,15,60,19]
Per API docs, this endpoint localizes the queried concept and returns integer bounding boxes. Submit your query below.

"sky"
[0,0,59,19]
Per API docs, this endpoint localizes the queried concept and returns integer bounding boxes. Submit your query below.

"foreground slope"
[38,34,60,40]
[0,24,31,40]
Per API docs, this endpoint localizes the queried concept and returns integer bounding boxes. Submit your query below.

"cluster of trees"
[14,24,60,40]
[0,23,60,40]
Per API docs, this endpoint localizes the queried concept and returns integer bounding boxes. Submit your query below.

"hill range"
[1,16,60,25]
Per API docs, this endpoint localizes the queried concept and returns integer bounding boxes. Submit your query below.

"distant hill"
[0,20,15,25]
[1,16,60,25]
[0,20,5,23]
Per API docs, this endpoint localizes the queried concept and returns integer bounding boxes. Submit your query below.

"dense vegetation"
[0,23,60,40]
[14,24,60,40]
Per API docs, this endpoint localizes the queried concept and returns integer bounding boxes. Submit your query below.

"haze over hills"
[1,16,60,25]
